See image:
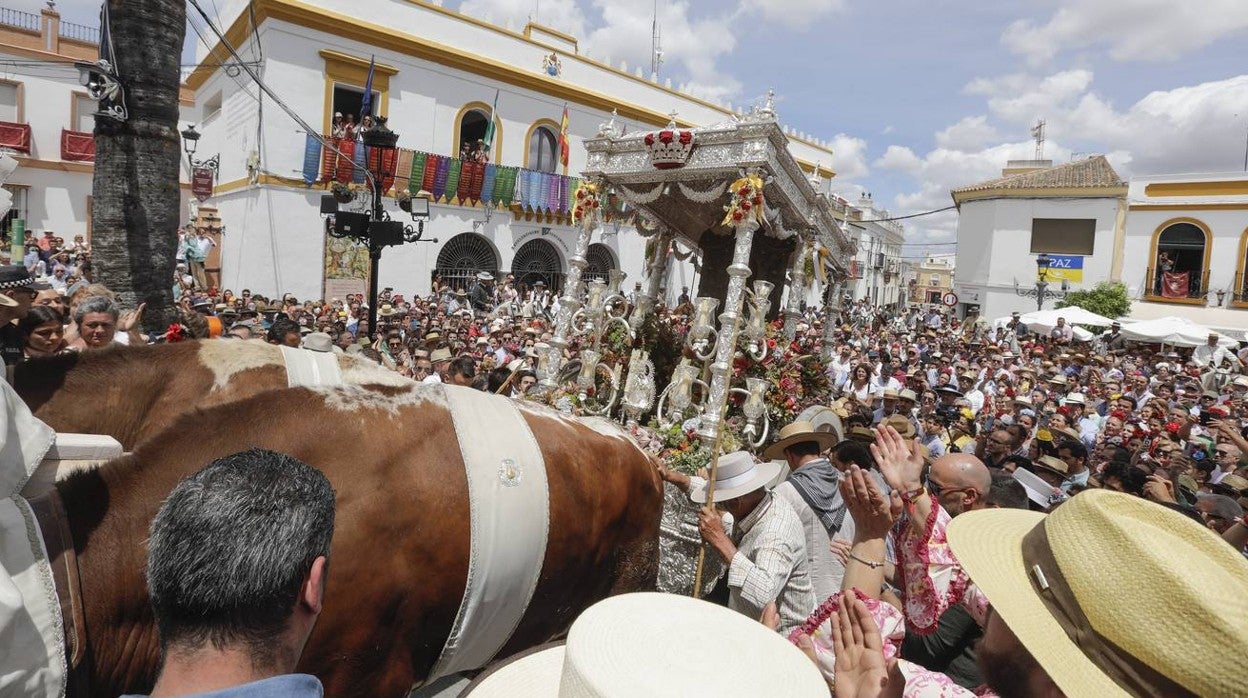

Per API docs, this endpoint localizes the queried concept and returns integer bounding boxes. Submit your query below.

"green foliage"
[1057,281,1131,321]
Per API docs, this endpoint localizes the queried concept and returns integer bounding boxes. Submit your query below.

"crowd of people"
[2,249,1246,695]
[651,297,1248,696]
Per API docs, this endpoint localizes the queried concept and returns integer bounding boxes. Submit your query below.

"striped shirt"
[725,493,816,636]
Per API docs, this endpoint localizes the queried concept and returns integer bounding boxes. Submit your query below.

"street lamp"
[179,124,219,174]
[322,116,437,334]
[1013,252,1069,311]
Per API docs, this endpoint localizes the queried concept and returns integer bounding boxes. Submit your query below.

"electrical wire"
[847,205,957,223]
[249,0,264,178]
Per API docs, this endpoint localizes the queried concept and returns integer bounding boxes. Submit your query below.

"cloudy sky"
[43,0,1248,258]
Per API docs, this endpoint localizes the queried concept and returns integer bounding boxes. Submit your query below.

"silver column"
[543,216,598,389]
[696,219,759,446]
[821,277,844,362]
[783,242,807,340]
[631,227,671,330]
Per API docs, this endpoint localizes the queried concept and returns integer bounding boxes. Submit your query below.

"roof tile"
[952,155,1124,195]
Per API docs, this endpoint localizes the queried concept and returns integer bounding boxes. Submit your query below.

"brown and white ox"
[39,382,663,696]
[14,340,412,449]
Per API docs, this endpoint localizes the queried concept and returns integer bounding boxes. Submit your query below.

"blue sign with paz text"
[1043,255,1083,283]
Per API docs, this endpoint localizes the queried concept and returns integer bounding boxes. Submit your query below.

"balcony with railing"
[0,5,97,60]
[1231,271,1248,309]
[59,19,98,44]
[1144,266,1209,305]
[0,8,38,32]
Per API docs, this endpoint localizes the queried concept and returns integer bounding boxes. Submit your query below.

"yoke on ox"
[10,382,662,696]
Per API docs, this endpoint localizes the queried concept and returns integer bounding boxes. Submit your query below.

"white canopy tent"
[1115,316,1238,348]
[1021,307,1115,328]
[991,313,1097,342]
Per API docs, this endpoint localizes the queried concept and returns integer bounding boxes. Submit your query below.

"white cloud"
[873,145,922,176]
[934,115,999,152]
[828,133,870,180]
[458,0,589,38]
[586,1,741,102]
[754,0,846,30]
[965,69,1093,124]
[877,70,1248,247]
[456,0,845,103]
[1003,0,1248,65]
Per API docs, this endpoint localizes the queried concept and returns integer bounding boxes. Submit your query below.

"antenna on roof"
[1031,118,1046,160]
[651,0,664,79]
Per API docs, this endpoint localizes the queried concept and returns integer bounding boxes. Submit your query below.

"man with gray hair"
[129,449,335,697]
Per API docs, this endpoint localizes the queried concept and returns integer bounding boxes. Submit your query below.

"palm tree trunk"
[91,0,186,332]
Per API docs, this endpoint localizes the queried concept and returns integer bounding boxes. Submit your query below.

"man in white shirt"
[827,344,853,388]
[1192,333,1241,371]
[662,452,817,636]
[958,372,985,415]
[422,347,451,384]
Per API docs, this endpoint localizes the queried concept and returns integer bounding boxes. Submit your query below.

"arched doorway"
[1152,220,1208,299]
[511,238,564,292]
[584,242,617,284]
[435,232,499,292]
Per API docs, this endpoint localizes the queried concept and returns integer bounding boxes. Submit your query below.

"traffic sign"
[942,291,958,307]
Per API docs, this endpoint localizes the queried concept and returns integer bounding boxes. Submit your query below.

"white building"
[841,194,905,308]
[950,156,1127,320]
[1119,172,1248,331]
[0,5,193,261]
[176,0,841,302]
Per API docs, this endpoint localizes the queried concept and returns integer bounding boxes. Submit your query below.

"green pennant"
[409,151,426,193]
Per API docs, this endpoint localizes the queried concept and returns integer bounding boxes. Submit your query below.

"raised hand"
[839,464,900,541]
[830,592,890,698]
[870,424,924,493]
[119,302,146,333]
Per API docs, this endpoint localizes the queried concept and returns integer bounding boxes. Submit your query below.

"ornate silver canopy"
[583,114,856,274]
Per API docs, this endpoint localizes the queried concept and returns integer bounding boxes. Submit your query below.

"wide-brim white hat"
[463,592,827,697]
[688,451,783,504]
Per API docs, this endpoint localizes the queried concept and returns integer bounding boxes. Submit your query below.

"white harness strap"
[278,346,343,387]
[427,386,550,682]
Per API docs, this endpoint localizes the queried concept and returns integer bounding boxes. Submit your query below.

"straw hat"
[847,426,876,443]
[430,347,453,363]
[1051,426,1082,444]
[1032,454,1069,478]
[463,592,827,697]
[378,303,397,317]
[1064,392,1086,405]
[761,421,840,461]
[689,451,783,503]
[881,414,916,439]
[947,489,1248,697]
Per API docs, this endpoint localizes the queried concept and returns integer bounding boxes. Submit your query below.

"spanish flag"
[558,104,570,167]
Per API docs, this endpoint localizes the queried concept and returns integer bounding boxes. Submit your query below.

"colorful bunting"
[351,144,367,185]
[335,139,356,184]
[302,134,321,186]
[444,158,462,203]
[394,149,414,193]
[495,166,516,205]
[480,164,497,204]
[422,153,439,193]
[409,151,427,193]
[432,155,450,201]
